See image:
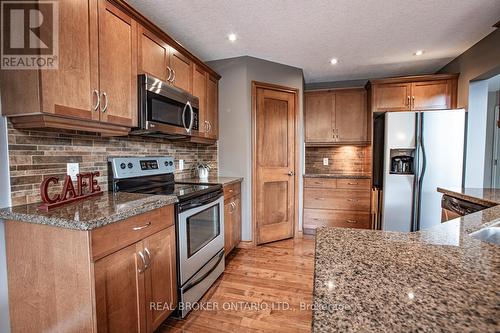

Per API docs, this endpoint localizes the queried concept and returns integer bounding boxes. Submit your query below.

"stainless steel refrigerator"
[381,110,466,232]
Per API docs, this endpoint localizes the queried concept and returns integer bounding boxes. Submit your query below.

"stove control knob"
[169,161,173,166]
[127,162,133,169]
[120,163,126,169]
[164,161,169,167]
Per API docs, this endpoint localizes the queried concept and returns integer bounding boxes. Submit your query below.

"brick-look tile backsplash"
[6,122,218,206]
[305,146,371,175]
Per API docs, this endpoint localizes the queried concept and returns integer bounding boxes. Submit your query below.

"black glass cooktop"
[111,173,222,202]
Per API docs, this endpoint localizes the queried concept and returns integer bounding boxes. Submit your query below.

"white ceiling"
[127,0,500,83]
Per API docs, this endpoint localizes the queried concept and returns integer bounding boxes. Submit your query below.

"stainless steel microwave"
[133,74,200,138]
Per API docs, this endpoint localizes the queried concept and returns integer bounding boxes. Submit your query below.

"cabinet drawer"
[336,178,370,190]
[224,182,241,199]
[304,188,370,211]
[304,178,337,189]
[304,209,370,229]
[90,205,174,260]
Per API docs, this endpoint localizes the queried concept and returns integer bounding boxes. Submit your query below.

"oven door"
[177,195,224,286]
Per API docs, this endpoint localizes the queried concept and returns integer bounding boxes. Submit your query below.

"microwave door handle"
[187,101,194,133]
[182,102,189,132]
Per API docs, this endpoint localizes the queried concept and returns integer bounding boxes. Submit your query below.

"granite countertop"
[437,187,500,207]
[313,198,500,331]
[0,192,178,231]
[178,176,243,186]
[304,173,371,179]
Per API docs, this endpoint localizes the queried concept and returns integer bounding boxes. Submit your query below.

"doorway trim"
[251,81,300,246]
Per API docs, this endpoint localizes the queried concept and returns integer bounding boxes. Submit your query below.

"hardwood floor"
[159,237,315,332]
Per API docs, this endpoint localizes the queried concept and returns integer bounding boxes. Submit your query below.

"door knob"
[288,171,294,176]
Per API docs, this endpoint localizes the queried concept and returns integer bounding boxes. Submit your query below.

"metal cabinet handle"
[100,91,108,113]
[132,221,151,231]
[171,68,176,83]
[346,219,357,224]
[137,251,148,273]
[92,90,100,111]
[144,247,151,267]
[207,121,212,133]
[288,171,294,176]
[407,96,410,106]
[347,198,359,202]
[229,201,236,213]
[347,182,359,185]
[166,66,172,81]
[412,96,415,108]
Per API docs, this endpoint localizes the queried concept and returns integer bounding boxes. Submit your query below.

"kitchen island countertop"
[313,189,500,332]
[437,187,500,207]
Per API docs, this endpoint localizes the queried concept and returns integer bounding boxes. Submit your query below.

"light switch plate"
[67,163,79,180]
[323,158,329,166]
[178,159,184,171]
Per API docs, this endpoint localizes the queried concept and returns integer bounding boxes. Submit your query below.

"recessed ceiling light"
[330,58,338,65]
[228,33,237,42]
[414,50,424,56]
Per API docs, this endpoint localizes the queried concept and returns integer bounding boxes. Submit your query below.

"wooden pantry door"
[253,82,298,245]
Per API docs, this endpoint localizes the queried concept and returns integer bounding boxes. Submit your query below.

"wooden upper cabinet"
[369,74,458,112]
[98,0,137,128]
[144,226,177,332]
[94,241,146,333]
[305,89,368,145]
[138,25,169,82]
[169,48,192,92]
[0,0,98,121]
[335,89,367,142]
[206,74,219,139]
[0,0,220,136]
[305,92,335,143]
[372,83,411,112]
[411,80,453,110]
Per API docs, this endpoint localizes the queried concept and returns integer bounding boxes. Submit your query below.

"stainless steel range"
[108,156,224,318]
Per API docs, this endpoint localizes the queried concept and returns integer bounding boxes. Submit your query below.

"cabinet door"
[98,0,137,127]
[305,92,335,143]
[206,74,219,139]
[372,83,411,112]
[411,80,452,110]
[144,226,177,332]
[169,48,192,92]
[193,65,208,136]
[40,0,98,121]
[138,26,169,82]
[335,89,368,142]
[232,196,241,249]
[224,200,234,255]
[94,242,146,333]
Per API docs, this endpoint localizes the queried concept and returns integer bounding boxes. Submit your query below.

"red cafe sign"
[38,171,103,211]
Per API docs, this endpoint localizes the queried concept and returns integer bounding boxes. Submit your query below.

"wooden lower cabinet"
[95,241,146,333]
[5,205,177,333]
[224,181,242,254]
[303,177,371,232]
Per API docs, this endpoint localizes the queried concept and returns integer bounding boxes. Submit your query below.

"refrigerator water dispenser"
[389,149,415,174]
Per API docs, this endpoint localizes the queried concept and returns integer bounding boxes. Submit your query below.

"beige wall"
[438,28,500,109]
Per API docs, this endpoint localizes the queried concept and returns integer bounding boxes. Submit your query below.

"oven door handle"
[178,191,223,212]
[183,251,224,293]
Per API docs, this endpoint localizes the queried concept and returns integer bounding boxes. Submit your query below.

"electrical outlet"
[67,163,79,180]
[178,159,184,171]
[323,158,329,166]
